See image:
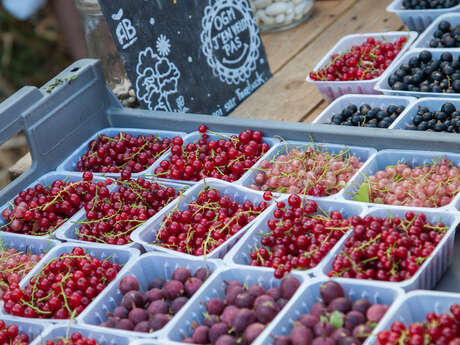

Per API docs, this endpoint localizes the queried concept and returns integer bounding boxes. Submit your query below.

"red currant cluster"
[154,126,270,182]
[44,332,112,345]
[1,176,99,236]
[249,195,353,278]
[75,178,179,245]
[76,131,175,175]
[309,37,407,81]
[377,304,460,345]
[155,187,269,256]
[328,212,448,282]
[2,247,121,319]
[0,321,29,345]
[0,246,44,298]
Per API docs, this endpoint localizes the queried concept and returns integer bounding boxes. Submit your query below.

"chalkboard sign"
[98,0,272,116]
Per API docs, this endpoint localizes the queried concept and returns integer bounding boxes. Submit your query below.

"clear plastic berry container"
[306,31,418,103]
[236,140,377,199]
[413,13,460,49]
[340,149,460,209]
[0,316,46,344]
[56,127,187,178]
[160,266,305,344]
[29,324,132,345]
[130,178,273,259]
[54,179,188,248]
[387,0,460,33]
[312,94,416,128]
[250,277,404,345]
[223,196,367,278]
[78,252,221,338]
[320,207,460,291]
[0,242,140,324]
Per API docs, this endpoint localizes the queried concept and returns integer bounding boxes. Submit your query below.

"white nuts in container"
[251,0,314,31]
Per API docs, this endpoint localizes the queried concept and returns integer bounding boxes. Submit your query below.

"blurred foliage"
[0,6,71,101]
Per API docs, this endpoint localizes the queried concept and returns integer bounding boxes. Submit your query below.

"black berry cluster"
[329,104,405,128]
[388,51,460,93]
[406,102,460,132]
[402,0,459,9]
[430,21,460,48]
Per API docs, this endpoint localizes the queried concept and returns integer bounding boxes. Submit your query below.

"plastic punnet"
[148,130,279,186]
[78,252,221,338]
[306,31,418,103]
[161,266,305,343]
[0,242,140,323]
[30,325,131,345]
[252,277,404,345]
[321,207,459,291]
[54,180,189,248]
[312,94,416,128]
[413,13,460,49]
[387,0,460,32]
[130,178,274,259]
[237,140,377,199]
[223,196,367,277]
[0,315,45,344]
[341,149,460,209]
[376,49,460,98]
[0,172,106,238]
[56,127,187,177]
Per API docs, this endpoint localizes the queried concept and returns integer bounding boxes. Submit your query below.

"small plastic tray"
[375,49,460,98]
[252,277,404,345]
[312,94,416,128]
[160,266,305,343]
[78,252,221,338]
[306,31,418,103]
[237,140,377,199]
[56,127,187,178]
[320,207,459,291]
[413,13,460,49]
[0,171,106,238]
[223,196,367,277]
[0,315,46,344]
[0,242,140,324]
[387,0,460,32]
[30,325,132,345]
[341,149,460,209]
[148,131,280,186]
[370,290,460,344]
[390,97,460,130]
[131,178,274,259]
[54,179,189,248]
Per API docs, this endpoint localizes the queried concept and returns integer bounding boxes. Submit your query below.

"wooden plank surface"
[230,0,403,122]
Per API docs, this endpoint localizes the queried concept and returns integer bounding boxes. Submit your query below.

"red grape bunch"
[328,211,448,282]
[0,320,30,345]
[377,304,460,345]
[182,276,301,345]
[44,332,114,345]
[154,186,269,256]
[250,145,363,196]
[76,131,176,177]
[75,178,179,245]
[249,195,354,278]
[2,247,121,319]
[357,158,460,207]
[309,37,407,82]
[154,126,270,182]
[100,267,210,333]
[274,281,389,345]
[1,174,99,236]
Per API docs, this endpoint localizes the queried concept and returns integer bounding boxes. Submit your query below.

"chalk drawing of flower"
[156,34,171,57]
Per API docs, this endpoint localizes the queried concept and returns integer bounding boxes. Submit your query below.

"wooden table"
[230,0,404,122]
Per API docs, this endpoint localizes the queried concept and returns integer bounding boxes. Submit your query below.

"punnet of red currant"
[153,125,274,183]
[0,319,38,345]
[145,180,270,257]
[1,246,132,320]
[41,330,117,345]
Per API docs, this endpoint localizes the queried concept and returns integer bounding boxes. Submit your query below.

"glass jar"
[75,0,136,106]
[250,0,315,32]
